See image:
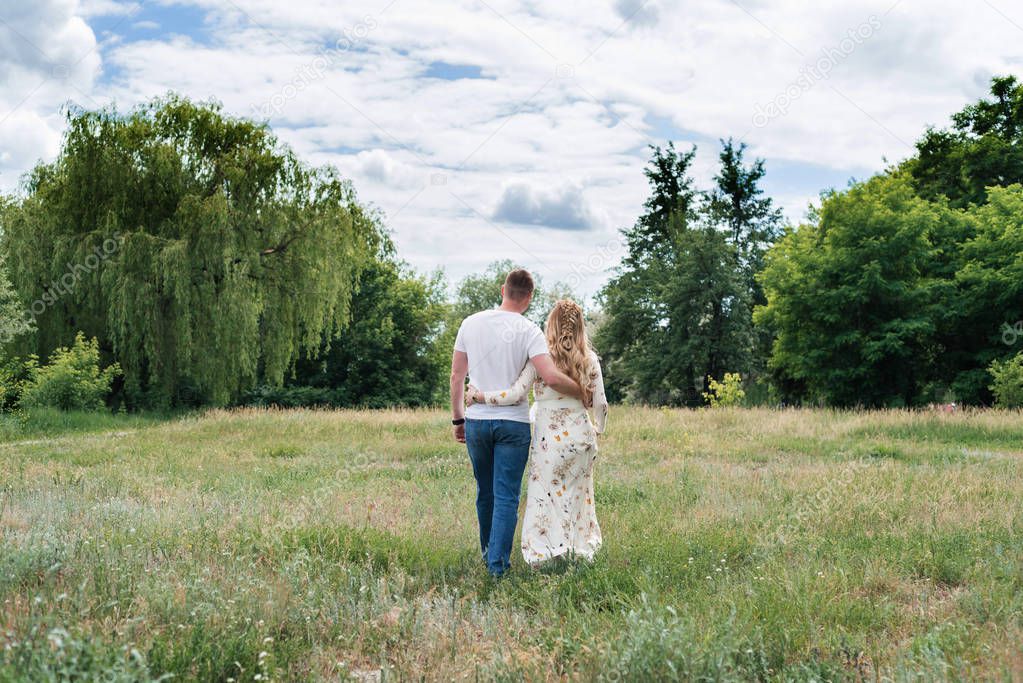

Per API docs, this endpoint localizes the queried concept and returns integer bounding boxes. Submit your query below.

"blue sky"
[1,0,1019,297]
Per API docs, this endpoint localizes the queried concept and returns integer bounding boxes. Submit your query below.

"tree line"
[1,79,1022,411]
[598,75,1023,408]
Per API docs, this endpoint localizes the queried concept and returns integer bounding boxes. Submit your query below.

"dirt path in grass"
[0,429,140,449]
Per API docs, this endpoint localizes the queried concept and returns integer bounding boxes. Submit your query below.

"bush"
[703,372,746,407]
[240,384,340,408]
[989,353,1023,407]
[20,333,121,411]
[0,355,26,410]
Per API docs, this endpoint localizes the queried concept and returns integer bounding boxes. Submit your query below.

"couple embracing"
[450,269,609,577]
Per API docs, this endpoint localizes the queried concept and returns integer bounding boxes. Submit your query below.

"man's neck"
[498,301,524,314]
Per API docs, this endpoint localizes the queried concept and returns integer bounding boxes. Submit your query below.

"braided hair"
[545,299,596,405]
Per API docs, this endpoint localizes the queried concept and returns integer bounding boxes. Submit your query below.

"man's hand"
[453,423,465,443]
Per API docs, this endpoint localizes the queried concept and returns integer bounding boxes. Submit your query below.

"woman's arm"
[588,354,609,434]
[470,361,538,406]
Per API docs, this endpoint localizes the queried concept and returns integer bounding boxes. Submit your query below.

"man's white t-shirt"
[454,309,548,423]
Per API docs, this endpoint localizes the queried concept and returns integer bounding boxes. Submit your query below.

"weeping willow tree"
[0,250,31,345]
[1,95,375,406]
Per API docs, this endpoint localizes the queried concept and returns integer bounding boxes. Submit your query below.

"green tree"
[706,138,784,306]
[0,248,32,347]
[598,144,753,405]
[754,77,1023,406]
[944,184,1023,402]
[623,143,700,266]
[600,216,751,405]
[989,352,1023,408]
[0,248,34,408]
[599,144,700,404]
[1,96,374,407]
[909,76,1023,208]
[706,139,784,392]
[282,241,448,408]
[756,173,963,406]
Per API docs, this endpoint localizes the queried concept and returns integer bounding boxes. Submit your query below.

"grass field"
[1,406,1022,681]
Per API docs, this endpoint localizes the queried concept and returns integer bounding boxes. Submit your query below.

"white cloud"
[0,0,99,80]
[0,0,102,191]
[353,149,426,190]
[493,182,605,231]
[0,109,63,188]
[1,0,1022,297]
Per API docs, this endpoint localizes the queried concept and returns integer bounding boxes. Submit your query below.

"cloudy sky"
[2,0,1021,297]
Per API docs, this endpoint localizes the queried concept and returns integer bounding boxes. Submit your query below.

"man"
[450,269,583,576]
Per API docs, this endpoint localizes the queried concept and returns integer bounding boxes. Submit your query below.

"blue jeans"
[465,419,532,576]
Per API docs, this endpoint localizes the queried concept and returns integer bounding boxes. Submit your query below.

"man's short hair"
[504,269,535,301]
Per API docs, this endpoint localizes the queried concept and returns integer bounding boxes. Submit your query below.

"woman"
[466,299,608,565]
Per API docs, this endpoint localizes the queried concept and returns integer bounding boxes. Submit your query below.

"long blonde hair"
[546,299,596,405]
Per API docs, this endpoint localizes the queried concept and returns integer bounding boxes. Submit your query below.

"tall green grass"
[0,406,1021,680]
[0,407,175,441]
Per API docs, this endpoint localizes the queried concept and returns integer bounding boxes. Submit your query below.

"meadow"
[0,406,1021,681]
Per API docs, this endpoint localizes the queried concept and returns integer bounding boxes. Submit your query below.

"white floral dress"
[482,351,609,565]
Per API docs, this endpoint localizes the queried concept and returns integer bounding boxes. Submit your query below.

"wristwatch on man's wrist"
[452,418,465,426]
